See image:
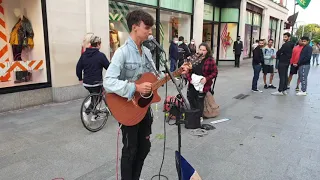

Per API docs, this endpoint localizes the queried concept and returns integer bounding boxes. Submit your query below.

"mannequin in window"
[9,8,34,83]
[109,23,120,59]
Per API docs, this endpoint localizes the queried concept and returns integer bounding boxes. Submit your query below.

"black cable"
[151,56,169,180]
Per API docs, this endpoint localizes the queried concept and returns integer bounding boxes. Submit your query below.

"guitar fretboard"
[152,68,183,90]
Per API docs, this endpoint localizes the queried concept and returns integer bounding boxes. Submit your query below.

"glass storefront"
[203,4,219,60]
[0,0,48,89]
[160,11,191,57]
[269,18,278,47]
[243,10,261,58]
[219,8,239,60]
[109,2,157,59]
[109,0,193,70]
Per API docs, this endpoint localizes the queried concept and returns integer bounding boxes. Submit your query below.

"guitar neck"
[152,68,183,90]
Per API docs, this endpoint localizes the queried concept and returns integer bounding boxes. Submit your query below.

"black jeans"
[187,85,205,116]
[121,108,153,180]
[235,54,241,67]
[278,63,289,92]
[252,64,261,90]
[84,86,102,114]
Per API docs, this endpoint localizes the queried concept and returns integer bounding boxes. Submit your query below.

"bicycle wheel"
[80,93,109,132]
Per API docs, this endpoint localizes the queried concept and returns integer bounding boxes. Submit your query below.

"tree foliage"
[295,24,320,42]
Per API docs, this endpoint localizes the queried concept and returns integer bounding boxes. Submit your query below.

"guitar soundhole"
[138,94,154,107]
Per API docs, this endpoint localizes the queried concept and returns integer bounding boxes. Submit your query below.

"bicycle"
[80,83,111,132]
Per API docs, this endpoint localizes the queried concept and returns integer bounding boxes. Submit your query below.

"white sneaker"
[82,112,89,123]
[283,91,288,95]
[271,91,284,96]
[252,89,263,93]
[84,98,91,109]
[200,117,204,123]
[296,91,307,96]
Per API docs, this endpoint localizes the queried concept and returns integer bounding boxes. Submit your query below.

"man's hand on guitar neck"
[181,62,191,74]
[136,82,152,95]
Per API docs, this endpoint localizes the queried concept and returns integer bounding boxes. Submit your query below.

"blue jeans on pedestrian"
[298,65,310,92]
[252,64,262,90]
[312,54,319,65]
[170,57,177,72]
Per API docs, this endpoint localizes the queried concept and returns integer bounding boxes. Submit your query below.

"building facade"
[0,0,289,112]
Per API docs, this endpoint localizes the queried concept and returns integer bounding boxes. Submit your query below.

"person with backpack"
[262,39,277,89]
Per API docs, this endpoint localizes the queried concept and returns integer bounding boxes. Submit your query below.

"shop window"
[160,10,191,57]
[109,1,156,59]
[160,0,193,13]
[244,24,252,57]
[220,8,239,23]
[126,0,157,6]
[214,7,220,22]
[203,4,213,21]
[0,0,48,88]
[219,23,238,60]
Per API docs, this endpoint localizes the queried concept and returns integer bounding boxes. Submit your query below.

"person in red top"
[288,40,303,91]
[186,42,218,120]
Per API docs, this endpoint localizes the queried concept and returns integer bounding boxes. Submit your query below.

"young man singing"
[262,39,277,89]
[103,10,189,180]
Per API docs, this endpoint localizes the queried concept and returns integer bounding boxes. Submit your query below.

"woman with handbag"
[186,43,218,120]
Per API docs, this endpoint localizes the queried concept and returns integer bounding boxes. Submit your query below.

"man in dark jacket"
[169,37,178,72]
[76,35,110,121]
[251,39,265,92]
[272,32,295,96]
[178,36,191,68]
[296,36,312,96]
[233,36,243,68]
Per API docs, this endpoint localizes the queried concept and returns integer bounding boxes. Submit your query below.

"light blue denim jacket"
[103,36,159,100]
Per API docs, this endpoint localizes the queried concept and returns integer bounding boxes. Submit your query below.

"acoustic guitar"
[106,53,204,126]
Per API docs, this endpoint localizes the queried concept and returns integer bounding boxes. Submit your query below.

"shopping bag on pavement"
[203,92,220,118]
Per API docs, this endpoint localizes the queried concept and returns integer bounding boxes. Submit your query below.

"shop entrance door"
[203,23,219,60]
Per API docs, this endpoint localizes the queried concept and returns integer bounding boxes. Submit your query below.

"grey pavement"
[1,62,320,180]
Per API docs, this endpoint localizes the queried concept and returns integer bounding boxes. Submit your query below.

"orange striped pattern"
[0,0,10,81]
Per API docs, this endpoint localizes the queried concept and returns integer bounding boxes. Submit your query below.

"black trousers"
[278,63,289,92]
[12,45,29,82]
[235,54,241,67]
[84,86,102,114]
[121,108,153,180]
[187,85,205,116]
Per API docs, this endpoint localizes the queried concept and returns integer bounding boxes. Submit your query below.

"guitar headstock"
[183,53,205,68]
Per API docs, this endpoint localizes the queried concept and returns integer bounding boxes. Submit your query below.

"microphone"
[148,35,165,53]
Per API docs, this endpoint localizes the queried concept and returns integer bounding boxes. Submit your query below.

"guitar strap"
[145,54,161,78]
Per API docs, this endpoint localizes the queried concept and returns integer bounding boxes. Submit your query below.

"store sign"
[204,4,213,21]
[297,0,311,9]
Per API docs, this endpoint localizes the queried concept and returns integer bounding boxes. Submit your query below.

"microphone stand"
[158,49,190,180]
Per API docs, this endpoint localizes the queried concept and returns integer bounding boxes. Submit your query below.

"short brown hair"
[126,10,154,32]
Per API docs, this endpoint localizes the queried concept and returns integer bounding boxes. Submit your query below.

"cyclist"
[76,35,110,122]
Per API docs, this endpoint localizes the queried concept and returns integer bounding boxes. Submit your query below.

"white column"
[239,0,247,40]
[90,0,110,59]
[261,7,269,40]
[192,0,204,46]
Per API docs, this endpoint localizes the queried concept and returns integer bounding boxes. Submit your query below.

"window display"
[160,10,191,58]
[219,23,237,60]
[243,10,261,58]
[109,1,156,59]
[0,0,47,88]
